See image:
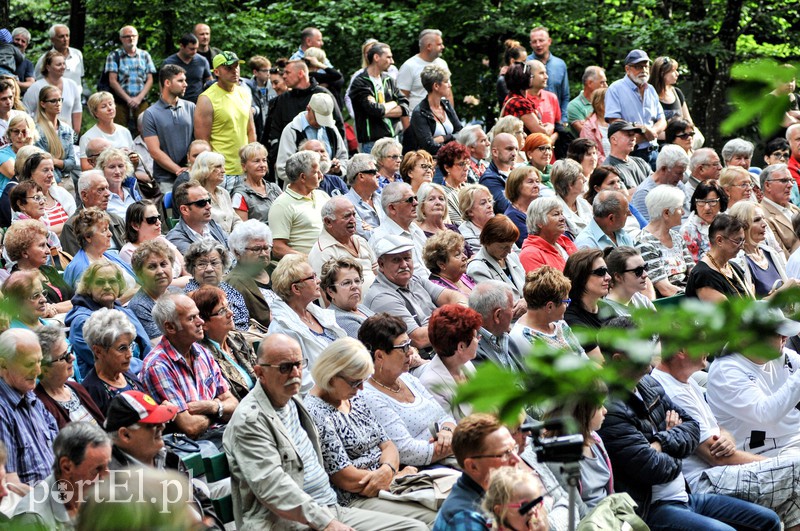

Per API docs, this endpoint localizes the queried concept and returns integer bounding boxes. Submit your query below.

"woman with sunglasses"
[636,185,695,298]
[563,249,612,361]
[686,214,752,301]
[483,466,550,531]
[601,246,655,317]
[190,285,257,402]
[371,137,403,188]
[305,337,437,526]
[359,313,457,467]
[664,118,696,157]
[33,85,76,183]
[400,150,434,195]
[34,325,104,429]
[268,254,346,395]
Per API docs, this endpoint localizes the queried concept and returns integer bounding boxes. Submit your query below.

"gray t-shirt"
[162,54,211,103]
[364,272,444,334]
[605,154,652,189]
[142,97,196,182]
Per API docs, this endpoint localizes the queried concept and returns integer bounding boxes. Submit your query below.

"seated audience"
[343,153,383,239]
[79,91,134,171]
[321,257,374,337]
[585,165,647,232]
[567,138,600,180]
[482,466,549,531]
[0,115,38,183]
[369,181,429,276]
[504,165,542,247]
[563,248,611,358]
[9,181,63,265]
[16,151,75,235]
[400,150,434,194]
[424,230,475,296]
[456,124,490,183]
[469,280,525,371]
[551,158,592,238]
[438,141,471,224]
[458,184,495,254]
[372,137,403,188]
[602,246,655,316]
[225,219,277,327]
[416,182,472,258]
[60,169,126,257]
[230,142,282,223]
[686,214,752,301]
[760,163,800,258]
[718,165,754,210]
[574,190,634,250]
[467,215,526,303]
[190,150,239,233]
[96,147,142,220]
[519,196,577,273]
[680,180,726,262]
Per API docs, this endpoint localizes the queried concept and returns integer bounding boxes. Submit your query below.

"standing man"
[349,42,409,154]
[34,24,85,94]
[105,25,157,135]
[195,51,256,192]
[397,29,451,118]
[567,66,607,136]
[479,132,520,214]
[142,64,195,192]
[527,26,569,123]
[11,28,34,92]
[193,23,221,69]
[605,49,666,169]
[163,33,212,104]
[289,27,329,65]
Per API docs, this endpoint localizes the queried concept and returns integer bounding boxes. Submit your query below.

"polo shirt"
[368,217,430,277]
[574,218,635,250]
[142,97,196,182]
[604,154,652,189]
[162,53,211,103]
[604,75,664,150]
[567,92,593,136]
[528,89,561,125]
[344,187,383,240]
[268,187,330,257]
[364,272,444,334]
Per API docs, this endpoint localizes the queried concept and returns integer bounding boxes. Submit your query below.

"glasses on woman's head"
[623,264,649,277]
[144,215,160,225]
[391,339,412,354]
[590,266,609,277]
[259,359,307,374]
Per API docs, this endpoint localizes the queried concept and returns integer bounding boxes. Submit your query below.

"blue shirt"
[434,473,489,530]
[528,52,569,122]
[574,218,635,250]
[299,113,332,157]
[604,76,665,150]
[0,377,58,485]
[344,187,383,240]
[630,176,686,223]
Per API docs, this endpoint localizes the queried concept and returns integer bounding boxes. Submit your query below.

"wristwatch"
[216,400,224,419]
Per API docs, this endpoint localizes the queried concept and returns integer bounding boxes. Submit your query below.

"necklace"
[706,253,745,296]
[370,376,402,393]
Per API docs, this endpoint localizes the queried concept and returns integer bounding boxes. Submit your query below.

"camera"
[521,418,584,463]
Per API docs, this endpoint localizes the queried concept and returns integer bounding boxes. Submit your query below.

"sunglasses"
[623,263,649,277]
[393,196,417,205]
[44,98,63,104]
[360,169,379,175]
[590,266,609,277]
[675,132,695,139]
[337,374,368,389]
[47,346,74,365]
[259,359,307,374]
[186,197,211,208]
[144,215,161,225]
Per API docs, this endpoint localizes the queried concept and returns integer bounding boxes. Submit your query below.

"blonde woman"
[190,151,240,233]
[483,466,549,531]
[34,85,77,182]
[79,91,134,170]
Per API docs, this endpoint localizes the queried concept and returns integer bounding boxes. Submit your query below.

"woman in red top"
[520,196,577,272]
[500,63,549,136]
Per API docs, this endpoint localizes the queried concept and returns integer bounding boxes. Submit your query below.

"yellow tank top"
[202,83,251,175]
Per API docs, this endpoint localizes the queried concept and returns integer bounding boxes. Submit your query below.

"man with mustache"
[223,334,425,530]
[309,197,378,292]
[605,49,666,170]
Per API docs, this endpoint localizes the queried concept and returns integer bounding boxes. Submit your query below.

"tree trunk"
[69,0,87,50]
[0,0,8,29]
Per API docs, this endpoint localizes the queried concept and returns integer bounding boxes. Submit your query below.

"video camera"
[521,418,584,463]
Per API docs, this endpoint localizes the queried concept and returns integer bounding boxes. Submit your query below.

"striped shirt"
[44,201,69,231]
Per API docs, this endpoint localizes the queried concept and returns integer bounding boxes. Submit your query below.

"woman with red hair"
[418,304,483,420]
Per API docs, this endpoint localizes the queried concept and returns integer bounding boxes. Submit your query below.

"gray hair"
[152,293,181,334]
[420,65,449,93]
[688,148,717,173]
[550,158,584,198]
[12,27,31,41]
[370,138,402,162]
[228,219,272,257]
[285,151,319,183]
[184,238,232,275]
[468,280,513,319]
[346,153,376,186]
[655,144,690,171]
[310,337,373,394]
[526,196,562,234]
[593,191,626,218]
[82,308,137,350]
[321,196,352,223]
[34,325,66,364]
[0,329,38,364]
[760,163,790,188]
[721,138,754,164]
[418,28,442,50]
[53,422,110,477]
[645,184,685,219]
[582,66,605,84]
[416,182,448,223]
[77,170,106,195]
[786,124,800,141]
[381,181,412,210]
[48,24,68,39]
[456,124,485,148]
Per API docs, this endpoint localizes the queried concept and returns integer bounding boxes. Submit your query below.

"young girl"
[483,466,550,531]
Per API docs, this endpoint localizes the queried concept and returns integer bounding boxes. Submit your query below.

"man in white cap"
[365,234,466,349]
[275,92,348,182]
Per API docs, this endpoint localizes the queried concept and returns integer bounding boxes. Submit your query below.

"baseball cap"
[212,51,245,70]
[625,49,651,66]
[308,93,336,128]
[104,390,177,432]
[608,120,646,138]
[374,234,415,258]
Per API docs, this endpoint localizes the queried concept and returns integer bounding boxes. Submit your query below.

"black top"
[564,304,604,352]
[685,260,748,299]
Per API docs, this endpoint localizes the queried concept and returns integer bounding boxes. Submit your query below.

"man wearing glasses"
[166,180,229,254]
[61,169,126,256]
[760,163,800,258]
[369,182,429,277]
[223,333,425,530]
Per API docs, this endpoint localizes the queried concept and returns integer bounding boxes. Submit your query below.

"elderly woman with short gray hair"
[190,150,240,233]
[404,64,463,156]
[321,257,375,337]
[636,185,695,297]
[128,239,176,339]
[550,158,592,238]
[519,197,577,273]
[183,238,250,331]
[76,308,146,416]
[225,219,277,327]
[370,137,403,188]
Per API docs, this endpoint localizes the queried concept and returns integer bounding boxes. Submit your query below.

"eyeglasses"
[767,178,794,185]
[337,374,367,389]
[731,182,753,189]
[8,128,27,136]
[44,98,63,104]
[723,236,746,247]
[47,346,74,365]
[623,263,649,277]
[93,278,118,287]
[391,339,412,354]
[455,160,469,167]
[590,266,609,277]
[418,164,434,171]
[629,62,650,70]
[336,278,364,289]
[144,215,161,225]
[393,196,417,205]
[186,197,212,208]
[121,34,138,39]
[508,496,545,516]
[675,132,695,139]
[360,168,379,175]
[696,198,720,207]
[195,260,222,270]
[28,290,46,301]
[26,194,45,203]
[471,444,519,461]
[293,272,318,285]
[211,305,231,318]
[770,151,790,160]
[245,245,272,254]
[386,154,403,160]
[535,145,553,153]
[259,359,307,374]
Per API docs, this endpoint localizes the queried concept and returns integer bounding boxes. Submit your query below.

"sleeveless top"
[201,83,252,175]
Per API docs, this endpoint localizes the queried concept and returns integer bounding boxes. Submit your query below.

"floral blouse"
[636,229,695,290]
[680,213,711,263]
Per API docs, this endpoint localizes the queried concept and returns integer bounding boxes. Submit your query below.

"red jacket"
[519,234,577,272]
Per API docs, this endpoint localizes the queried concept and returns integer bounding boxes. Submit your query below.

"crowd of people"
[0,18,799,531]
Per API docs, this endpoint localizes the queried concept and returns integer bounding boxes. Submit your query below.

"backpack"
[97,50,121,93]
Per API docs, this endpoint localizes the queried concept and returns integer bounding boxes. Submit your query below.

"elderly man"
[105,25,157,133]
[456,125,490,182]
[268,151,330,261]
[11,28,35,92]
[567,66,607,136]
[300,138,349,197]
[309,196,378,291]
[223,334,425,530]
[166,180,229,254]
[275,93,348,183]
[468,281,524,372]
[527,26,570,123]
[365,235,466,349]
[433,414,521,530]
[105,390,177,469]
[349,42,409,154]
[12,423,110,529]
[604,120,651,189]
[0,329,58,489]
[397,29,451,116]
[684,148,723,210]
[141,293,238,446]
[760,163,800,257]
[192,23,221,73]
[289,27,328,64]
[61,170,126,255]
[605,49,666,168]
[344,153,383,239]
[163,33,211,104]
[653,333,800,530]
[631,145,690,221]
[34,24,84,92]
[369,182,429,276]
[575,190,634,249]
[479,132,520,214]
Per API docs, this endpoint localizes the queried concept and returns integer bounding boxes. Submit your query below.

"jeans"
[631,145,659,171]
[647,493,781,531]
[360,141,375,154]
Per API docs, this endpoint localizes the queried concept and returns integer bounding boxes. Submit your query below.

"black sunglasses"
[259,359,308,374]
[675,132,695,139]
[393,196,417,205]
[590,266,609,277]
[360,169,379,175]
[144,215,161,225]
[186,197,211,208]
[623,263,649,277]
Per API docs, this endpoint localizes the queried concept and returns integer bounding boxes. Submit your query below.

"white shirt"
[396,55,449,111]
[369,216,430,277]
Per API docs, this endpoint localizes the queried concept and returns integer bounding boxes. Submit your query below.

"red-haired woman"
[437,141,471,224]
